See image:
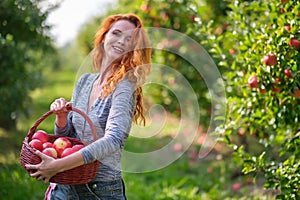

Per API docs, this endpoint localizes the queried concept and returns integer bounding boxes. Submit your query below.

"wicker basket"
[20,103,100,185]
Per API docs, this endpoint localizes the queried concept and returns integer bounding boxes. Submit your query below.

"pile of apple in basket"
[20,103,99,185]
[29,130,84,158]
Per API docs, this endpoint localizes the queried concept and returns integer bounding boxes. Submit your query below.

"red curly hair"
[93,13,151,125]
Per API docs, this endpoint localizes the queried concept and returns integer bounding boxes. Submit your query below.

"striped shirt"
[55,73,136,182]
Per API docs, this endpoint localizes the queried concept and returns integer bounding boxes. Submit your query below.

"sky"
[45,0,117,47]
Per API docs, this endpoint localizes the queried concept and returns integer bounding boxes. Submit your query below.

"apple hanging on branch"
[289,38,300,49]
[284,69,293,78]
[291,88,300,98]
[248,75,259,88]
[263,54,277,66]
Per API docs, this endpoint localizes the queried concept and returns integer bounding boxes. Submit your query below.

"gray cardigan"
[55,73,136,181]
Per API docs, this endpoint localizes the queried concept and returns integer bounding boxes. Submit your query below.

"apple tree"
[204,0,300,199]
[0,0,56,130]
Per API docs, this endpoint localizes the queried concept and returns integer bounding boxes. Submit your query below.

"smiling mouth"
[112,46,125,53]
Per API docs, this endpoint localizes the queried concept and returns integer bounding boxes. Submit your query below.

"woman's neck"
[100,57,111,73]
[97,63,111,85]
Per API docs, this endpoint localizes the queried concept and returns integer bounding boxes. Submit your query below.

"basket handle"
[27,102,98,142]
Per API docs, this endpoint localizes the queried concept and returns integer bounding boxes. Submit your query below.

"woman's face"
[103,19,136,63]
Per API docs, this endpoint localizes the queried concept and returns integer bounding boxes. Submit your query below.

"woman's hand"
[50,98,70,128]
[25,150,59,184]
[26,150,85,184]
[50,98,69,115]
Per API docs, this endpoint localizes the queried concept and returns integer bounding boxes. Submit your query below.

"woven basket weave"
[20,103,100,185]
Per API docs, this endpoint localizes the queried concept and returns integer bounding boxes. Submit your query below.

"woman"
[25,13,152,199]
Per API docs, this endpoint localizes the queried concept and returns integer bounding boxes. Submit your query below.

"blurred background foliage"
[0,0,58,130]
[1,0,299,199]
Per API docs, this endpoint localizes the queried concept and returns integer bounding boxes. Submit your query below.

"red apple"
[207,167,214,174]
[29,139,43,151]
[284,69,293,78]
[140,3,150,12]
[190,15,196,22]
[53,137,72,157]
[284,25,291,32]
[232,183,241,191]
[289,38,300,49]
[246,178,253,184]
[229,49,236,55]
[188,150,198,160]
[238,128,246,136]
[248,75,259,88]
[272,87,281,93]
[61,147,77,158]
[154,23,161,28]
[259,88,266,94]
[172,143,183,152]
[275,77,281,85]
[72,144,84,151]
[42,147,57,158]
[43,142,53,149]
[291,89,300,98]
[32,130,49,143]
[263,54,277,66]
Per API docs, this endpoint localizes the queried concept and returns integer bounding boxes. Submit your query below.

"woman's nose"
[117,37,125,45]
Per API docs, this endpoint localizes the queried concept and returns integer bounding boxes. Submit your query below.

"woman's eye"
[113,31,121,36]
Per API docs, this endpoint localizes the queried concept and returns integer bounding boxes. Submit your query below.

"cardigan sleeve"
[81,79,136,163]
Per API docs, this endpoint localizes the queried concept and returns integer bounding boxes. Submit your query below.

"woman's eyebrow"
[112,29,122,32]
[112,29,133,37]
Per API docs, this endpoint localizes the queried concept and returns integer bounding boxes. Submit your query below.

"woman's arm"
[51,98,75,137]
[51,98,69,128]
[81,79,136,163]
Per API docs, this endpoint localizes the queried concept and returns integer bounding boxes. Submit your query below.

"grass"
[0,128,48,200]
[0,66,277,199]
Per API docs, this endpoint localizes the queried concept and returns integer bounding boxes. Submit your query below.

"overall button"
[92,183,97,189]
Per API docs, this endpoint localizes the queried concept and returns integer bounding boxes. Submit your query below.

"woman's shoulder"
[76,73,98,86]
[78,73,98,81]
[110,78,136,98]
[116,77,136,90]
